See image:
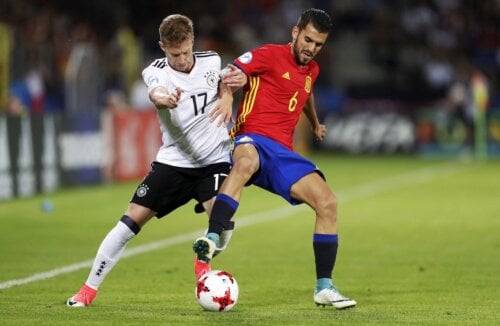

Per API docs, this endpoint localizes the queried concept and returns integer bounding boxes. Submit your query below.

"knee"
[317,193,338,220]
[233,156,258,179]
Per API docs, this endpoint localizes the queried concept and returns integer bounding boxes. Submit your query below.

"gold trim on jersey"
[230,75,260,138]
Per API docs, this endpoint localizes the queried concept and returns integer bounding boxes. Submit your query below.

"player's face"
[160,37,195,72]
[291,23,328,66]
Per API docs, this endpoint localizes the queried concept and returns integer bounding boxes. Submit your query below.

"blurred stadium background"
[1,0,500,200]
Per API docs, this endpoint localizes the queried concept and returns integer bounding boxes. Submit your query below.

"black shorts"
[131,161,230,218]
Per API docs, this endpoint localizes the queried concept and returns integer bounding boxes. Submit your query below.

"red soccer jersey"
[231,43,319,150]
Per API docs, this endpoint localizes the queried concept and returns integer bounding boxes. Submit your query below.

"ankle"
[316,278,332,292]
[206,232,220,247]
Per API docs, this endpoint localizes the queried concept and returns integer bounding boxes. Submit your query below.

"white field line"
[0,163,466,290]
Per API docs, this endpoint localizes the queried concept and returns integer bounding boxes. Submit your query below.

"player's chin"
[299,55,313,65]
[173,64,190,72]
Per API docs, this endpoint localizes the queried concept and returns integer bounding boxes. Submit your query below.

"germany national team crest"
[205,70,219,88]
[136,184,149,197]
[304,76,312,93]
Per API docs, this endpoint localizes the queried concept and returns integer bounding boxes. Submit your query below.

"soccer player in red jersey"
[194,8,356,309]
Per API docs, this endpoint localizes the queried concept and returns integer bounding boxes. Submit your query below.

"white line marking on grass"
[0,163,467,290]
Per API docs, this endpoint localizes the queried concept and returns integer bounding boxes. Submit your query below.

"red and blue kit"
[232,43,319,150]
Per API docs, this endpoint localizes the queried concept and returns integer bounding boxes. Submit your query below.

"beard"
[292,42,312,66]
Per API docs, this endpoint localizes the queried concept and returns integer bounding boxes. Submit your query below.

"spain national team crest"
[205,70,219,88]
[305,76,312,93]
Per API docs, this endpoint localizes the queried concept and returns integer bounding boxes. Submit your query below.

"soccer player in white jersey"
[66,14,246,307]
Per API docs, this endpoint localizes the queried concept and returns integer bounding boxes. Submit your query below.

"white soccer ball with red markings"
[195,270,239,312]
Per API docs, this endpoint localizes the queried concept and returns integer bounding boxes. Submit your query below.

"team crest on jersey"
[238,52,252,64]
[204,70,219,88]
[304,76,312,93]
[136,184,149,197]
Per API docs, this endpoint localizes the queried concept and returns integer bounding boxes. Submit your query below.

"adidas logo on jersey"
[282,72,290,80]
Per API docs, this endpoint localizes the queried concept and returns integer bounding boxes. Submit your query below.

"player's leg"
[191,163,232,278]
[193,143,259,262]
[193,198,236,278]
[67,204,156,307]
[193,199,215,279]
[291,173,356,309]
[199,198,235,255]
[67,162,180,307]
[291,172,338,233]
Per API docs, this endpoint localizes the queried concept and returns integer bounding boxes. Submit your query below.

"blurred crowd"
[0,0,499,116]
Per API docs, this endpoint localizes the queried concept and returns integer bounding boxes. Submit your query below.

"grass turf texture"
[0,154,498,325]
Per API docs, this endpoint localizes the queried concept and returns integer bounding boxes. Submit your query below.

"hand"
[210,96,234,127]
[166,87,183,108]
[221,64,247,88]
[154,87,183,109]
[314,124,326,141]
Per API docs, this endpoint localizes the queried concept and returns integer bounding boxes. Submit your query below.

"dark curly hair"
[296,8,332,33]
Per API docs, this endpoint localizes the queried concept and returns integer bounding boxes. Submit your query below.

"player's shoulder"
[145,57,169,70]
[248,43,286,59]
[194,50,220,59]
[194,51,221,70]
[142,58,169,86]
[265,43,286,50]
[255,43,285,52]
[142,58,169,79]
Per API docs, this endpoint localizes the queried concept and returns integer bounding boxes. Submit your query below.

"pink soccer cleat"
[194,256,211,280]
[66,284,97,307]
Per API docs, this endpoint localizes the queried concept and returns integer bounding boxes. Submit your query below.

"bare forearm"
[149,86,182,109]
[303,94,320,128]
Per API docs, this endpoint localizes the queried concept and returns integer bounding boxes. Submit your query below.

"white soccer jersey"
[142,52,231,168]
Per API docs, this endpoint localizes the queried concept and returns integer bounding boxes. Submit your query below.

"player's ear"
[291,26,299,41]
[159,40,165,51]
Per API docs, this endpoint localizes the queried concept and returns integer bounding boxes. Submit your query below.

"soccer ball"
[195,270,239,312]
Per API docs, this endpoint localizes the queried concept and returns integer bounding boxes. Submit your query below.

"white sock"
[85,220,136,290]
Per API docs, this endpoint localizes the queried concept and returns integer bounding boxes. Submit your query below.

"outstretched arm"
[303,93,326,141]
[149,86,182,110]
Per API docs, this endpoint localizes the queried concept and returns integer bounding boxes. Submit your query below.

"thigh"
[290,172,334,208]
[131,162,196,218]
[238,134,322,205]
[125,202,157,227]
[192,162,231,204]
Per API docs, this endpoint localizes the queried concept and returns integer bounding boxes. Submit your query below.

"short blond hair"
[159,14,194,46]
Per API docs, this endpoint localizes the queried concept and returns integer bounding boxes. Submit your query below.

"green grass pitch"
[0,154,499,325]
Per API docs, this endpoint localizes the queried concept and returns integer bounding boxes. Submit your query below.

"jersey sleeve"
[142,59,168,92]
[234,45,273,76]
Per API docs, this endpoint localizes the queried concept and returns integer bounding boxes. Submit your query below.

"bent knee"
[233,156,259,177]
[317,194,338,218]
